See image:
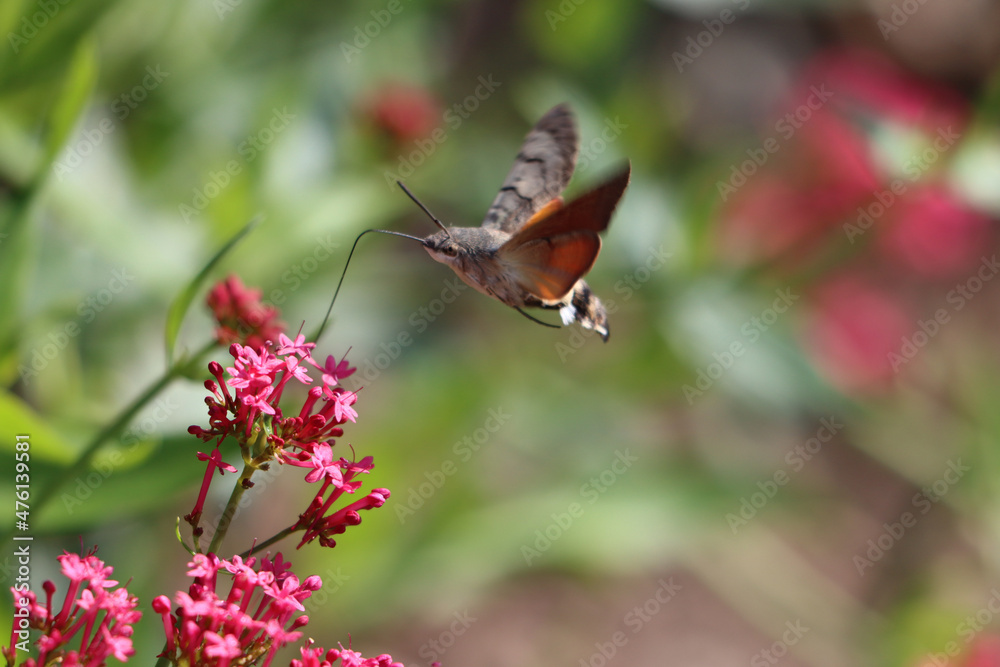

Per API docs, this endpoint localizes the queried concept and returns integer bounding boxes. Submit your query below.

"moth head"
[422,231,464,267]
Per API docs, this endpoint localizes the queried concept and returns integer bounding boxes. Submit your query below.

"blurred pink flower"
[798,48,969,133]
[717,177,820,267]
[803,276,913,394]
[966,635,1000,667]
[877,186,992,279]
[364,83,441,145]
[207,274,285,351]
[718,65,881,267]
[788,109,881,218]
[717,47,975,274]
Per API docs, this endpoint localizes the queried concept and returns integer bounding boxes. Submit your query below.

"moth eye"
[441,245,458,257]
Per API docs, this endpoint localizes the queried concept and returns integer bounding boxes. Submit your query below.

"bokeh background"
[3,0,1000,665]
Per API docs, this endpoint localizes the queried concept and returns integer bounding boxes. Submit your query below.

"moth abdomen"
[560,280,609,342]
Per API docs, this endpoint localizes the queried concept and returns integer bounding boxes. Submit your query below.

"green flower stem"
[209,462,257,556]
[238,526,296,560]
[30,339,218,527]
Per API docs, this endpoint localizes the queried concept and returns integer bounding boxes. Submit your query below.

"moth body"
[423,226,610,340]
[424,227,516,304]
[406,103,627,342]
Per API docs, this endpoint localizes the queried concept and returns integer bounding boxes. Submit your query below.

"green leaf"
[0,390,76,464]
[34,434,200,532]
[0,40,97,354]
[164,214,264,363]
[42,37,98,168]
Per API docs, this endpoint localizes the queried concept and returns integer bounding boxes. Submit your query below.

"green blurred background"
[3,0,1000,665]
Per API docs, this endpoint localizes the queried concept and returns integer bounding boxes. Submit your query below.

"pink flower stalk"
[188,335,356,459]
[153,553,321,667]
[289,454,390,549]
[3,551,140,667]
[207,274,285,351]
[187,333,383,548]
[184,447,239,536]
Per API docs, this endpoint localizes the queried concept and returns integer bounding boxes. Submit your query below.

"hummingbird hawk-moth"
[322,104,629,343]
[402,104,630,341]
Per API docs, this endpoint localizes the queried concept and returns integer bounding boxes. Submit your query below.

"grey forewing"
[481,103,579,234]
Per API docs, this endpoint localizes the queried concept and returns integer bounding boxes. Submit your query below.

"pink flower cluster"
[3,551,141,667]
[152,553,319,667]
[187,333,388,548]
[7,277,413,666]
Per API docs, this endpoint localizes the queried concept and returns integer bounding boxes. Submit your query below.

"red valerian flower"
[289,455,390,549]
[3,550,141,667]
[207,274,285,350]
[153,553,321,667]
[187,334,388,549]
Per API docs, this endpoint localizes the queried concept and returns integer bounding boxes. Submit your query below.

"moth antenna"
[514,307,561,330]
[313,228,427,342]
[396,181,452,239]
